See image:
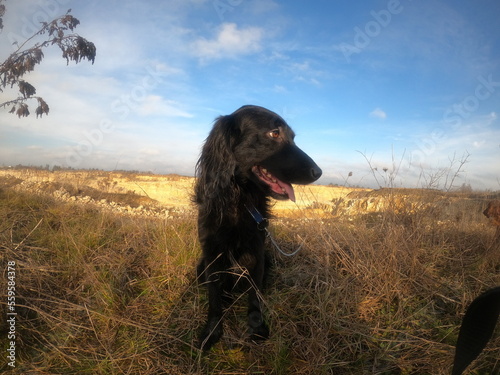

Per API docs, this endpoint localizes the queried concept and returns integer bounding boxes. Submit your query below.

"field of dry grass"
[0,169,367,214]
[1,168,499,374]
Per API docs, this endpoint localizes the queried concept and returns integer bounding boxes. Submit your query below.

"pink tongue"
[278,181,296,202]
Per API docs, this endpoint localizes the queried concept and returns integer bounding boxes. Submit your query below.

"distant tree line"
[0,164,156,175]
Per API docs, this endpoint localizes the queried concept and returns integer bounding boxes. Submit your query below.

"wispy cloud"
[1,1,499,189]
[192,23,264,61]
[370,108,387,119]
[137,96,193,118]
[247,0,280,15]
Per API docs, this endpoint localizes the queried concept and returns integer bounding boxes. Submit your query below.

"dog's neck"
[245,204,268,230]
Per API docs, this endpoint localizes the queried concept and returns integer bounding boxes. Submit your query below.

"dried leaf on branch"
[0,4,96,118]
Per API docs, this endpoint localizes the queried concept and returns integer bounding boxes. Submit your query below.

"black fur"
[452,286,500,375]
[194,105,322,351]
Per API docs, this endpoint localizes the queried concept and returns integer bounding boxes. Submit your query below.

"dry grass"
[1,172,499,374]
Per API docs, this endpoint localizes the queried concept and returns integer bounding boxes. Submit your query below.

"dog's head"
[483,200,500,226]
[198,105,322,202]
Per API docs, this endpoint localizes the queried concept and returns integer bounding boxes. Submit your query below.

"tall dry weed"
[1,183,499,374]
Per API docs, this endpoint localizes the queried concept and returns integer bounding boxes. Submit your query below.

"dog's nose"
[311,165,322,180]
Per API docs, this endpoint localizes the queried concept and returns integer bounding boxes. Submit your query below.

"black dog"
[452,286,500,375]
[194,105,322,351]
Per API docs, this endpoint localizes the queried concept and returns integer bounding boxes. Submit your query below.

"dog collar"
[245,204,268,230]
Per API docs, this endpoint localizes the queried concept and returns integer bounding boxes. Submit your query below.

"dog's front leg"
[199,259,224,351]
[246,258,269,342]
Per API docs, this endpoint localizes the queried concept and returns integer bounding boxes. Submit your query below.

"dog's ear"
[195,114,241,215]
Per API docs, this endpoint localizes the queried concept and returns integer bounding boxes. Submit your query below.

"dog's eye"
[268,129,280,139]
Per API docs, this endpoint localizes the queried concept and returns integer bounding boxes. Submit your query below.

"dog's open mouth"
[252,166,296,202]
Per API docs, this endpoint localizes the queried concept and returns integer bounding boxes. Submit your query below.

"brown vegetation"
[483,200,500,245]
[0,169,499,374]
[483,200,500,226]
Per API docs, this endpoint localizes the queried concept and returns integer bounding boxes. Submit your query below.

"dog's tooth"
[261,168,268,174]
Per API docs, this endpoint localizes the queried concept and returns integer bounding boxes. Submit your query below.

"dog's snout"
[311,165,322,180]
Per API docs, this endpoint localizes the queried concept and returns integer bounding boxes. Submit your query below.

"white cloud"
[296,76,320,86]
[370,108,387,119]
[192,23,264,61]
[137,95,193,118]
[248,0,280,15]
[273,85,288,93]
[487,111,497,122]
[280,59,328,86]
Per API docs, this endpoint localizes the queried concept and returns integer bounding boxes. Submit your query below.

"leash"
[245,204,303,257]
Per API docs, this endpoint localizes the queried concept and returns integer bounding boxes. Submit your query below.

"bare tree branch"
[0,4,96,118]
[0,0,5,31]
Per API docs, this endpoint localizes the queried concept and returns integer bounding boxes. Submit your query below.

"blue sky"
[1,0,499,190]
